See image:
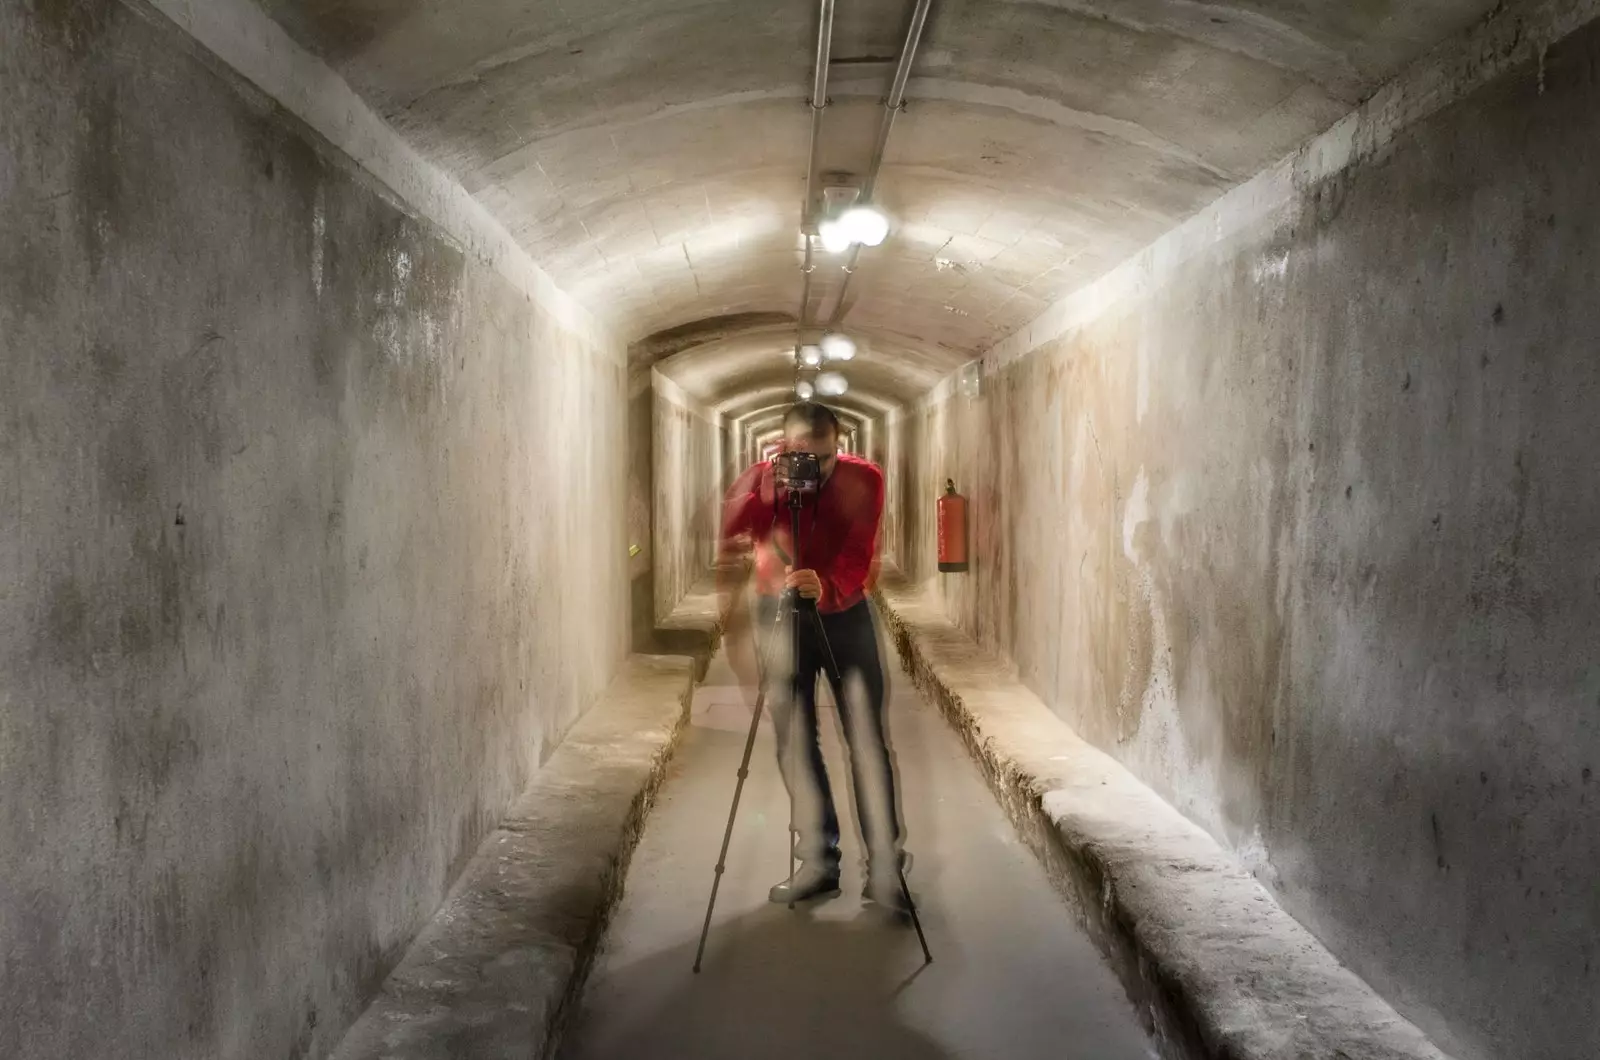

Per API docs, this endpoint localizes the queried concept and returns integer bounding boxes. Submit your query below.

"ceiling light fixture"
[838,204,890,247]
[818,219,853,254]
[816,204,891,254]
[798,344,824,367]
[815,371,849,397]
[820,333,856,361]
[796,380,816,400]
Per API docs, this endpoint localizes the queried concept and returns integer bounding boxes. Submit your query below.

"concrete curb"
[873,581,1455,1060]
[330,653,700,1060]
[655,596,724,684]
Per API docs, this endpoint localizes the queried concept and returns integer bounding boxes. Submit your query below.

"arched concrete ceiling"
[718,385,898,423]
[652,322,945,408]
[720,384,889,427]
[741,405,870,440]
[724,401,887,453]
[262,0,1502,376]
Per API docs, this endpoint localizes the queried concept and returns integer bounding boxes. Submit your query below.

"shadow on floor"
[560,902,952,1060]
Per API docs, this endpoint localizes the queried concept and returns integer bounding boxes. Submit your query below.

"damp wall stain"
[904,18,1600,1060]
[1,4,627,1059]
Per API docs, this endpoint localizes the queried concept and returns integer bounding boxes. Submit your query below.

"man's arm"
[719,463,766,545]
[716,462,774,702]
[816,463,884,609]
[715,462,772,616]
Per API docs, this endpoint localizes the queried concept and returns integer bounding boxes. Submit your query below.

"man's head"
[782,402,842,477]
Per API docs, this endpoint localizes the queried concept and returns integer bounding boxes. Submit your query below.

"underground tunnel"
[3,0,1597,1058]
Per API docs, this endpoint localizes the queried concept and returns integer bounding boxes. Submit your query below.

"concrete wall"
[651,371,721,621]
[626,366,656,648]
[879,409,909,571]
[0,3,627,1058]
[905,14,1600,1060]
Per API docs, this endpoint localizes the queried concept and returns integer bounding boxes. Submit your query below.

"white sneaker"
[861,851,914,914]
[768,862,842,904]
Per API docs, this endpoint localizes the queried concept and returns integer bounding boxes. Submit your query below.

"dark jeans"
[755,595,902,873]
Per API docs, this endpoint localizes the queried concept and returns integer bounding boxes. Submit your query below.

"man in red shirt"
[716,402,910,913]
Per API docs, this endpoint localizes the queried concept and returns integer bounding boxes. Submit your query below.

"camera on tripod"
[773,451,822,495]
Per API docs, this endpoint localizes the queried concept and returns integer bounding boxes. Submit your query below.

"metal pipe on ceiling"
[803,0,836,225]
[826,0,933,328]
[796,0,837,336]
[863,0,932,202]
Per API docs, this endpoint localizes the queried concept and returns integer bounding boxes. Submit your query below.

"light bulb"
[796,380,816,400]
[839,205,890,247]
[798,344,823,367]
[820,333,855,361]
[818,219,852,254]
[815,371,848,397]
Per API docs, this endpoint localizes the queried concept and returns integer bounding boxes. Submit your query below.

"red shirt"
[718,453,884,614]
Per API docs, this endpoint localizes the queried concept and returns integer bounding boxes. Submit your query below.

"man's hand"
[785,567,823,602]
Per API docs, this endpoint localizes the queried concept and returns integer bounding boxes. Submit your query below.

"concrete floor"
[560,623,1156,1060]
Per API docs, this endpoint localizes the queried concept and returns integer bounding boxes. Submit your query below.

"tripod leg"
[787,682,798,910]
[693,604,786,974]
[691,680,767,974]
[900,862,933,964]
[784,590,808,910]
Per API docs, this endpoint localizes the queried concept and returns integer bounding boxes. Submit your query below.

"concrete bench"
[651,584,723,676]
[872,580,1454,1060]
[330,654,697,1060]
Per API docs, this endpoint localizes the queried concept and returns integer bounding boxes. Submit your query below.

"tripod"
[692,487,932,973]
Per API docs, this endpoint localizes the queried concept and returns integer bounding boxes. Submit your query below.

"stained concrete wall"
[1,3,627,1058]
[905,15,1600,1060]
[626,366,656,648]
[879,409,909,571]
[651,371,721,621]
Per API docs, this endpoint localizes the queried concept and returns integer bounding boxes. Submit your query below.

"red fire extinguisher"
[937,479,969,573]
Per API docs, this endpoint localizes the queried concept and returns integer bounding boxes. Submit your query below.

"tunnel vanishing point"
[3,0,1598,1058]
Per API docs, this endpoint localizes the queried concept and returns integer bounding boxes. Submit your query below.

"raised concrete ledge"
[642,582,723,677]
[657,589,722,648]
[873,580,1454,1060]
[330,654,697,1060]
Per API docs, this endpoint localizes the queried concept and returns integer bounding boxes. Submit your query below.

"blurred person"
[715,402,911,914]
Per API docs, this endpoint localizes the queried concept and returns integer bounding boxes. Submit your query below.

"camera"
[773,451,822,494]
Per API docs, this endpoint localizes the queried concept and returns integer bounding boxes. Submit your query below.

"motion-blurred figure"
[716,402,910,913]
